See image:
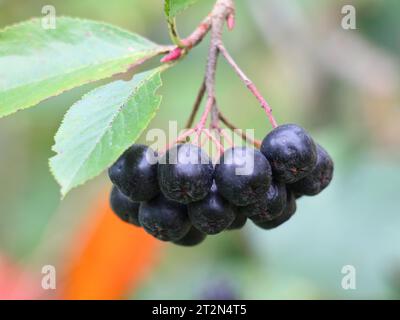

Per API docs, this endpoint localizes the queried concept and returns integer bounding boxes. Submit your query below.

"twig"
[195,96,214,138]
[161,1,232,61]
[219,111,262,148]
[200,134,209,147]
[198,0,234,138]
[219,128,234,147]
[181,16,212,49]
[185,79,206,128]
[162,0,277,154]
[203,129,225,154]
[218,44,278,128]
[210,99,220,130]
[162,128,195,154]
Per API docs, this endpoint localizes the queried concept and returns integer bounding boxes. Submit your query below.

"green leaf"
[49,65,169,197]
[164,0,199,20]
[0,17,166,118]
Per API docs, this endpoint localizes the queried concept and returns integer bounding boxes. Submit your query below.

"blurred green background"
[0,0,399,299]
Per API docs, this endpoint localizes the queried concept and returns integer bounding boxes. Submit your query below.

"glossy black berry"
[240,181,287,224]
[110,186,140,226]
[173,227,207,247]
[108,144,159,202]
[158,144,214,204]
[289,144,334,196]
[261,124,317,183]
[188,183,236,235]
[227,209,247,230]
[215,147,272,206]
[139,194,190,241]
[253,189,296,230]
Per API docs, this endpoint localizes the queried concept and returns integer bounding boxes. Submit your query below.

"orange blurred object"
[61,192,161,300]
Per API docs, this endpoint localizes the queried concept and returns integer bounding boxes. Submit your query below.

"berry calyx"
[158,144,214,204]
[289,144,334,196]
[108,144,159,202]
[240,181,287,224]
[173,227,207,247]
[215,147,272,206]
[139,194,191,241]
[261,124,317,183]
[110,186,140,226]
[188,183,236,235]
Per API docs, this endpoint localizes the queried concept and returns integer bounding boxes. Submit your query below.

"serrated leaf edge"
[49,64,170,197]
[0,16,169,119]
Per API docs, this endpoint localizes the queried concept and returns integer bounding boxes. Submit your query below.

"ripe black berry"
[289,144,334,196]
[173,227,207,247]
[158,144,214,204]
[188,183,235,235]
[227,209,247,230]
[108,144,159,202]
[110,186,140,226]
[261,124,317,183]
[240,181,287,224]
[139,194,191,241]
[253,189,296,230]
[215,147,272,206]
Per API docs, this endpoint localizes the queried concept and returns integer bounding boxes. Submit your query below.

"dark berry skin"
[227,209,247,230]
[188,183,236,235]
[108,144,159,202]
[293,192,303,199]
[240,181,287,224]
[173,227,207,247]
[139,194,191,241]
[253,190,296,230]
[158,144,214,204]
[215,147,272,206]
[110,186,140,226]
[261,124,317,183]
[289,144,334,196]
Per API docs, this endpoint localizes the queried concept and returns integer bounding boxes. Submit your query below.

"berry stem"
[176,128,195,143]
[203,129,225,155]
[162,128,195,153]
[185,79,206,128]
[218,111,262,148]
[217,44,278,128]
[195,97,214,137]
[219,128,234,147]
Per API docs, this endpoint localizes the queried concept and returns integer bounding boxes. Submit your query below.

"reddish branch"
[185,79,206,128]
[162,0,276,152]
[160,47,183,63]
[218,111,262,148]
[186,0,235,139]
[181,16,212,49]
[197,0,234,138]
[218,44,278,128]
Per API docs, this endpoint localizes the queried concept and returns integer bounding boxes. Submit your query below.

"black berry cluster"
[108,124,333,246]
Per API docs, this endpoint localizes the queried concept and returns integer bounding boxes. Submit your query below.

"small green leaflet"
[164,0,200,20]
[0,17,166,118]
[49,65,169,197]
